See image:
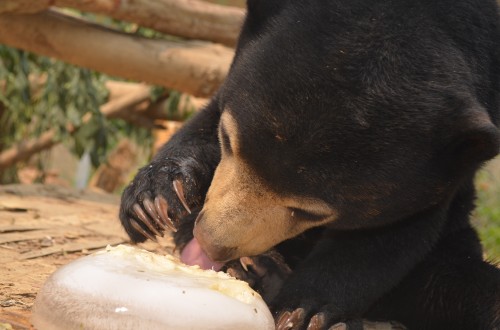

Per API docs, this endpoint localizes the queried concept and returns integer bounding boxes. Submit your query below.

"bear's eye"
[219,125,232,155]
[288,208,325,222]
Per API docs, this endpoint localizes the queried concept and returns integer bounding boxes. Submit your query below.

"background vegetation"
[474,159,500,262]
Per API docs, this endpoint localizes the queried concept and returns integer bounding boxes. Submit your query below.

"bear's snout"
[193,215,237,263]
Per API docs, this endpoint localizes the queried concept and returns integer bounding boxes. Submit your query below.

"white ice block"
[32,245,274,330]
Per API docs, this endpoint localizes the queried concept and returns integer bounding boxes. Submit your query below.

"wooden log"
[0,9,234,98]
[100,83,151,119]
[0,0,245,46]
[105,80,150,101]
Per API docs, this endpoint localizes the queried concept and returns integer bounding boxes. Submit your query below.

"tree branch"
[0,0,245,46]
[0,130,59,171]
[0,9,234,97]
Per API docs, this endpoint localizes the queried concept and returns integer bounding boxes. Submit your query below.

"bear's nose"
[193,213,237,263]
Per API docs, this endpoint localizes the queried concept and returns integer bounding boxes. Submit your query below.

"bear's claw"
[154,196,176,232]
[307,313,326,330]
[239,257,251,271]
[276,308,305,330]
[276,308,348,330]
[173,179,192,214]
[142,198,161,226]
[129,218,158,242]
[131,194,179,240]
[329,323,347,330]
[132,203,163,237]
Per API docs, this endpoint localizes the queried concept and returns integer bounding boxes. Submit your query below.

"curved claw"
[307,313,326,330]
[226,267,239,279]
[143,198,159,221]
[277,308,305,330]
[132,203,162,237]
[277,311,293,330]
[154,196,177,232]
[129,218,158,242]
[240,256,252,272]
[173,179,192,214]
[329,323,347,330]
[143,198,169,232]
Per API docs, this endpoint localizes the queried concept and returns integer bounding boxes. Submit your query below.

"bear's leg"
[366,227,500,330]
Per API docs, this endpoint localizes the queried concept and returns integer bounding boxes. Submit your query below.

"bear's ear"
[446,108,500,166]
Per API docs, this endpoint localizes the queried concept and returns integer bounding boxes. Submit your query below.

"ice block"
[32,245,274,330]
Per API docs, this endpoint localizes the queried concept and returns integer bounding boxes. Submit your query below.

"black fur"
[120,0,500,328]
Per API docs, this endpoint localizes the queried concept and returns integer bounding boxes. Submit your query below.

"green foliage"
[0,46,152,183]
[0,46,104,160]
[0,9,203,185]
[473,160,500,263]
[164,90,197,121]
[150,87,197,121]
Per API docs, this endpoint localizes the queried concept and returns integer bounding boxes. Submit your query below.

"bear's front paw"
[275,306,359,330]
[223,250,292,303]
[275,308,403,330]
[119,158,205,243]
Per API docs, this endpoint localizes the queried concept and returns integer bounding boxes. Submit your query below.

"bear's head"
[194,0,500,262]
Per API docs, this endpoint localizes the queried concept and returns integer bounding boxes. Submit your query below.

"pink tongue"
[180,237,224,271]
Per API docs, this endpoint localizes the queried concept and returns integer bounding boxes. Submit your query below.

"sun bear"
[119,0,500,329]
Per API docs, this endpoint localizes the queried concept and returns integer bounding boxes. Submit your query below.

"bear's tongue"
[180,237,224,271]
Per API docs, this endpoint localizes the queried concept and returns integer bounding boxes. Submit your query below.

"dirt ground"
[0,184,174,330]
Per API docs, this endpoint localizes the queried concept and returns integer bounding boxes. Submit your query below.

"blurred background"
[0,0,498,262]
